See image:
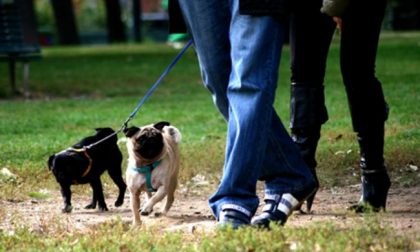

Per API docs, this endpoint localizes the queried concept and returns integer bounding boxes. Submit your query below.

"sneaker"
[251,184,317,228]
[218,204,251,229]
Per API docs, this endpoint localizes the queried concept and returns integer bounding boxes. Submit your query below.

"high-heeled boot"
[289,84,328,212]
[350,127,391,212]
[343,75,390,212]
[291,128,321,212]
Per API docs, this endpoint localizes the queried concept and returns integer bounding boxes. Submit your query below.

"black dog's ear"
[153,121,170,131]
[48,155,55,171]
[94,127,115,138]
[95,127,114,134]
[124,126,140,137]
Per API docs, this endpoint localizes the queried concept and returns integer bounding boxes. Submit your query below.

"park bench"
[0,0,41,97]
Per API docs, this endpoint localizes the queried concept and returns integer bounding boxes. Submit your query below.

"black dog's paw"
[84,203,97,209]
[114,199,124,207]
[98,205,109,212]
[62,205,73,213]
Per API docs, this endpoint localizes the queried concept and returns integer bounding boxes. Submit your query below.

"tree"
[103,0,126,42]
[132,0,142,42]
[50,0,80,45]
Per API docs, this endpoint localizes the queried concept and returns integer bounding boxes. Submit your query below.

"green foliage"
[35,0,107,33]
[0,217,415,251]
[28,190,51,200]
[34,0,54,32]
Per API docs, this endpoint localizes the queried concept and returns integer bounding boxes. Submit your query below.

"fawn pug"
[124,121,181,225]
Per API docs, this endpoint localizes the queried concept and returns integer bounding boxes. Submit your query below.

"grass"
[0,32,419,250]
[1,33,418,189]
[0,217,415,251]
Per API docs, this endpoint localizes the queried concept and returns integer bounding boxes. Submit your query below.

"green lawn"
[1,32,418,188]
[0,32,419,251]
[0,218,414,251]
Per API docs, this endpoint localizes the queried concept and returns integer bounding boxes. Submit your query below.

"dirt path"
[1,184,419,238]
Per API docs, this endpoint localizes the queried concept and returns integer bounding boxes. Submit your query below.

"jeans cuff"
[221,203,253,218]
[264,179,316,197]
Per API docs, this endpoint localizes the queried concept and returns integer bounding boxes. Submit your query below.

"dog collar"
[68,147,93,178]
[130,160,162,192]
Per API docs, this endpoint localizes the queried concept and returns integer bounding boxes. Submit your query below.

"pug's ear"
[48,155,55,171]
[124,126,140,137]
[153,121,170,131]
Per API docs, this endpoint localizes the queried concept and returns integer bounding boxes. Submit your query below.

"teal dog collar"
[130,160,162,192]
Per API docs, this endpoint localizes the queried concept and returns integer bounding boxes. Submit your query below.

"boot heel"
[305,188,317,212]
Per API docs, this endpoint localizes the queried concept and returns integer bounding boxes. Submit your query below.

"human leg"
[177,0,231,118]
[340,0,390,211]
[250,113,318,227]
[179,0,316,227]
[219,6,317,227]
[288,1,336,212]
[178,0,255,227]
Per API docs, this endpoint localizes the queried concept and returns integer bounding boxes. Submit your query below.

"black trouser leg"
[289,1,335,211]
[289,0,335,170]
[340,0,391,211]
[340,0,388,134]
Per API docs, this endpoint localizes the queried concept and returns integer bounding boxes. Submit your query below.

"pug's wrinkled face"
[124,121,170,160]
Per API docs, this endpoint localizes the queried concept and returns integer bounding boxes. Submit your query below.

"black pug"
[48,128,126,213]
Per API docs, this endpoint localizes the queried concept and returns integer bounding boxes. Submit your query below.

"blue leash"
[85,39,193,150]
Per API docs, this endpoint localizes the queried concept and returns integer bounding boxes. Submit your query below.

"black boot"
[352,170,391,212]
[290,84,328,212]
[291,128,321,212]
[350,127,391,212]
[342,77,391,212]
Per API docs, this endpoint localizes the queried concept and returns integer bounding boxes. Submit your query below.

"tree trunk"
[50,0,79,45]
[104,0,126,43]
[132,0,142,42]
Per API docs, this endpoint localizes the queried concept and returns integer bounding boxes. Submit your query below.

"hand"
[333,17,343,32]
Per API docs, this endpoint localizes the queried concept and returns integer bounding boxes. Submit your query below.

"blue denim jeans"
[178,0,315,220]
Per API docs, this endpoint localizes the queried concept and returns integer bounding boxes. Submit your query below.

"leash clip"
[122,121,129,133]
